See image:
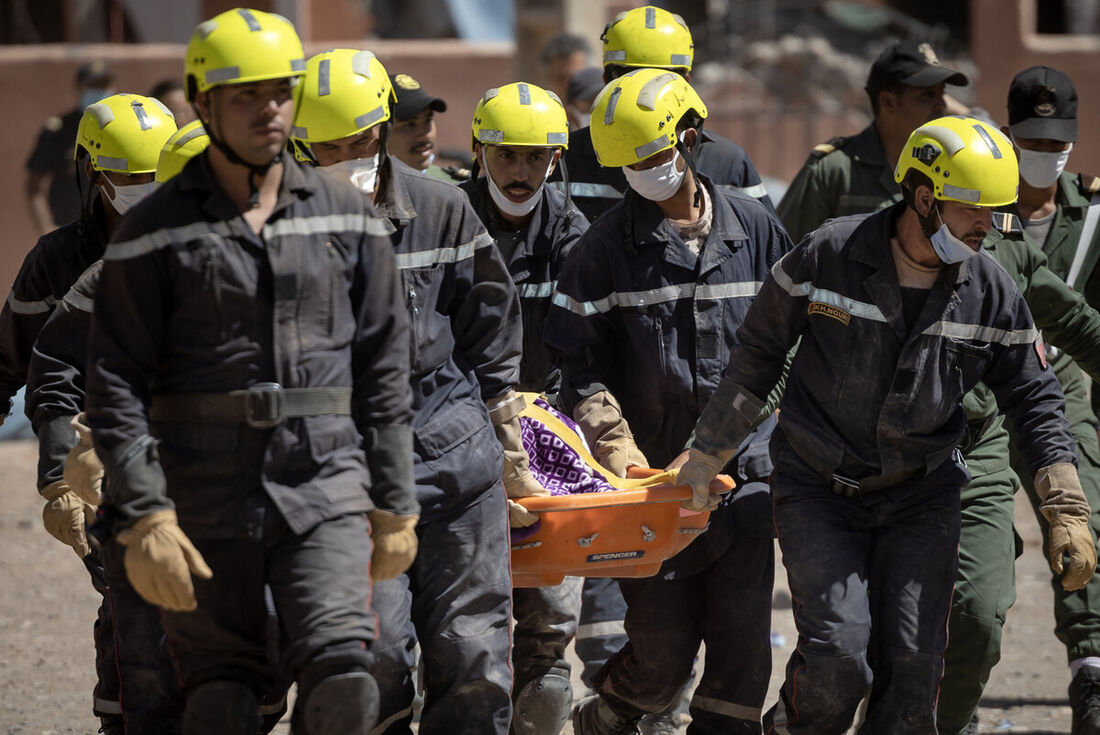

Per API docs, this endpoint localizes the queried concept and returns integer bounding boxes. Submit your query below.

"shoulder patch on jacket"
[1079,174,1100,195]
[992,212,1021,234]
[809,136,847,161]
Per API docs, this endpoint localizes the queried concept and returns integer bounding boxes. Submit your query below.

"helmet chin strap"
[674,124,704,208]
[196,101,282,208]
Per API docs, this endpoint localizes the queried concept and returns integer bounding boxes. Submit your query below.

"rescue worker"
[544,68,791,735]
[553,11,774,713]
[539,33,593,106]
[998,65,1100,735]
[459,81,589,734]
[676,116,1097,733]
[25,60,115,235]
[386,72,469,183]
[553,5,773,224]
[16,91,176,734]
[777,39,968,243]
[84,11,415,734]
[290,48,525,734]
[775,49,1100,733]
[25,119,202,735]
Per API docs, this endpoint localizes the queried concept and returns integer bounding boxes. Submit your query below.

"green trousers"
[937,416,1019,735]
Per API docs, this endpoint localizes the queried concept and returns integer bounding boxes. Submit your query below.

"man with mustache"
[459,81,589,735]
[387,72,469,184]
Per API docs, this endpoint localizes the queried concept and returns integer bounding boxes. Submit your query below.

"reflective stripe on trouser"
[82,547,122,719]
[512,576,582,685]
[593,505,774,733]
[1010,365,1100,662]
[100,540,186,730]
[576,577,628,687]
[938,416,1018,735]
[368,489,513,735]
[763,462,964,735]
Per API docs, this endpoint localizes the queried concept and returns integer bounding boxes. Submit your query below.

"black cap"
[865,41,968,98]
[1008,65,1078,143]
[76,60,114,86]
[566,67,605,105]
[388,73,447,121]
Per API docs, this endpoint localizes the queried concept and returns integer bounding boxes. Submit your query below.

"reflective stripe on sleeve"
[718,183,768,199]
[549,181,624,200]
[5,291,57,315]
[62,289,94,313]
[517,281,555,299]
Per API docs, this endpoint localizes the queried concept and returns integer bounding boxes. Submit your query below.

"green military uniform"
[1001,172,1100,672]
[776,125,901,243]
[778,138,1100,734]
[939,216,1100,735]
[424,163,471,185]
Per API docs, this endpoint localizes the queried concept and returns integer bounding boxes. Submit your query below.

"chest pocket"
[401,265,452,375]
[174,235,249,346]
[297,239,354,352]
[946,338,994,395]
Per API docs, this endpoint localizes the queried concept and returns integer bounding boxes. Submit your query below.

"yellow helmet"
[185,8,305,102]
[589,68,707,168]
[291,48,395,148]
[601,6,693,72]
[76,93,177,174]
[471,82,569,151]
[155,120,210,183]
[894,115,1019,207]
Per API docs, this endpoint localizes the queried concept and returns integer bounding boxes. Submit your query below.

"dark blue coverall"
[693,203,1079,734]
[460,175,591,721]
[85,154,414,723]
[544,178,792,733]
[367,159,522,735]
[551,125,777,691]
[0,201,118,721]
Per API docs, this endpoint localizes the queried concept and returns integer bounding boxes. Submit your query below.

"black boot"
[1071,666,1100,735]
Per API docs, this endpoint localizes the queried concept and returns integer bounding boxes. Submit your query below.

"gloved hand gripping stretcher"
[505,394,734,587]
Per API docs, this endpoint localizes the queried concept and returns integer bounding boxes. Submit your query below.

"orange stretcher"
[508,395,735,588]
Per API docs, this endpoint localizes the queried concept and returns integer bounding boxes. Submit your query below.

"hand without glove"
[63,413,104,505]
[41,480,92,558]
[1035,463,1098,591]
[676,448,728,512]
[115,510,213,611]
[369,510,419,581]
[488,391,549,528]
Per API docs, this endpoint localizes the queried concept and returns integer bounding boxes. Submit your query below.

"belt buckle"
[243,382,285,428]
[831,474,861,498]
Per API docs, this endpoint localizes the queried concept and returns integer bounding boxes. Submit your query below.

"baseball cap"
[1007,65,1078,143]
[389,73,447,121]
[865,41,968,98]
[76,60,114,86]
[566,67,605,105]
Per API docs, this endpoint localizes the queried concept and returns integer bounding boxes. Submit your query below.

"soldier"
[386,72,470,184]
[677,116,1096,733]
[84,11,415,733]
[291,48,525,733]
[460,81,589,734]
[776,40,967,243]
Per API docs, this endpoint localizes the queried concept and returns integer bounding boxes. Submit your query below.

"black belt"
[829,468,922,498]
[149,383,352,428]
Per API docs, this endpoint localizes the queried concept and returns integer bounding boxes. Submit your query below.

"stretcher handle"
[516,470,735,512]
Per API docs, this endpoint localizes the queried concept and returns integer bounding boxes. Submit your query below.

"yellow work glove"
[487,391,548,528]
[1035,463,1098,591]
[41,480,92,558]
[675,449,730,512]
[63,412,104,505]
[573,391,648,477]
[369,510,419,581]
[115,510,213,611]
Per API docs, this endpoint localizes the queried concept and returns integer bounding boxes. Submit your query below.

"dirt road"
[0,437,1079,733]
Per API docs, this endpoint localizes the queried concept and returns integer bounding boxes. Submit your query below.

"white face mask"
[621,147,685,202]
[486,158,553,218]
[1015,140,1073,189]
[104,179,155,215]
[327,155,380,194]
[929,206,979,264]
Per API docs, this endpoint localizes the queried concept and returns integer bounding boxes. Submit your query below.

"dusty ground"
[0,436,1080,733]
